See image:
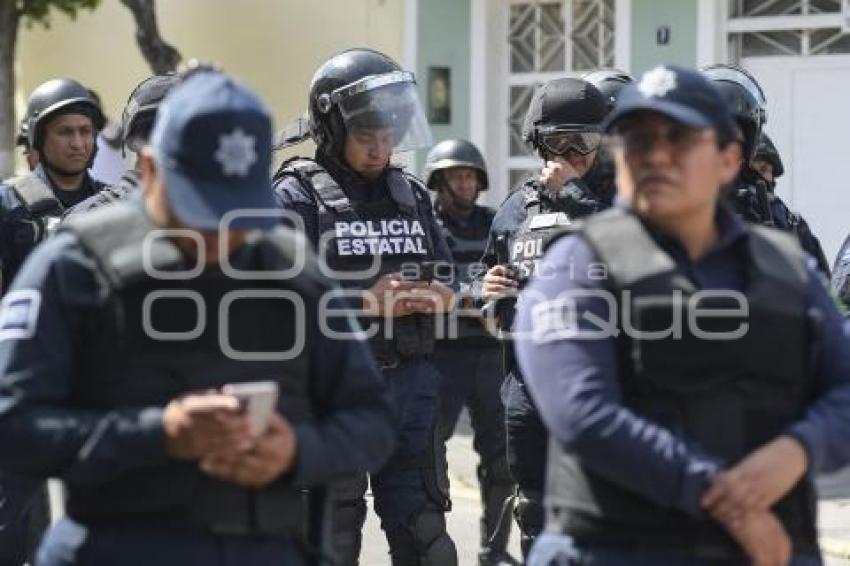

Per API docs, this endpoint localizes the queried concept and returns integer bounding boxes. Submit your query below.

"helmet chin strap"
[443,182,476,213]
[40,153,88,184]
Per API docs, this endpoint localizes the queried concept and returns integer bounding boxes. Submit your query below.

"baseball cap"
[150,71,276,230]
[602,65,737,141]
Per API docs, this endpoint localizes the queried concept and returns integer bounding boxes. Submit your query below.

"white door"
[743,55,850,263]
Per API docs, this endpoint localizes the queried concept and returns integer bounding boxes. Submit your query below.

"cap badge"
[214,128,257,177]
[638,67,678,98]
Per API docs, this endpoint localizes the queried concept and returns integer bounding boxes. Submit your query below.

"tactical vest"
[7,172,65,243]
[436,207,495,346]
[496,182,594,341]
[278,157,437,367]
[545,209,819,557]
[60,202,320,536]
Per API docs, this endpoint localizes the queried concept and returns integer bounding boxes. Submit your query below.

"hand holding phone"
[222,381,279,436]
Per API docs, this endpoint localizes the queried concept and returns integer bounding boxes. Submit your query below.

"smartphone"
[222,381,279,436]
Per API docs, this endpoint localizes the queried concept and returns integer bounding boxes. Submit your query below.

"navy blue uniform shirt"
[515,203,850,517]
[0,217,396,487]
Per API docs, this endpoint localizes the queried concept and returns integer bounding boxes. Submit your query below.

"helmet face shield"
[702,66,767,117]
[329,71,433,153]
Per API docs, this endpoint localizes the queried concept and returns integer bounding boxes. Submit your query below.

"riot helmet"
[424,139,488,214]
[121,73,180,153]
[754,132,784,179]
[25,78,104,150]
[522,78,607,159]
[308,48,432,157]
[700,64,766,163]
[582,69,634,112]
[423,139,488,191]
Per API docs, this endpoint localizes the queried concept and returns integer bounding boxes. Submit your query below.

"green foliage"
[19,0,102,28]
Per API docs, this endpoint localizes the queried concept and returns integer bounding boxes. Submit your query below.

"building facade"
[15,0,850,261]
[415,0,850,262]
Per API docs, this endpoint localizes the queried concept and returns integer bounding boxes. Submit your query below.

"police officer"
[517,65,850,565]
[702,64,829,275]
[0,78,106,289]
[64,73,180,219]
[477,77,611,558]
[581,69,634,192]
[753,132,830,276]
[0,70,396,566]
[273,49,458,565]
[423,139,517,566]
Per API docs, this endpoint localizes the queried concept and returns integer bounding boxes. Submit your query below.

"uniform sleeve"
[786,265,850,473]
[514,235,721,517]
[0,234,168,483]
[289,309,396,486]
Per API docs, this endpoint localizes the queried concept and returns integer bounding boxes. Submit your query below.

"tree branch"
[119,0,180,74]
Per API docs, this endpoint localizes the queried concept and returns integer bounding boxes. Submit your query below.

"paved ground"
[360,411,850,565]
[362,412,521,565]
[819,468,850,565]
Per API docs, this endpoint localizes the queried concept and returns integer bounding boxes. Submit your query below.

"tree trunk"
[0,4,20,179]
[119,0,181,74]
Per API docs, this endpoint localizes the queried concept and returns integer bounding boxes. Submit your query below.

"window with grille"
[728,0,850,59]
[505,0,615,192]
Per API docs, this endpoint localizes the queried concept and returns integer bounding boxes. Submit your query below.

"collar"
[638,200,749,260]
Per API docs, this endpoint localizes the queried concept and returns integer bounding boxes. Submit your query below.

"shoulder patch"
[0,289,42,341]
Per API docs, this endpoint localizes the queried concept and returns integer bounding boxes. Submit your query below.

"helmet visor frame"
[330,71,433,153]
[537,126,603,156]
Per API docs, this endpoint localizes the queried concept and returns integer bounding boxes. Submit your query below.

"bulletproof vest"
[278,157,437,366]
[6,172,64,243]
[545,209,819,556]
[509,186,575,284]
[436,207,495,346]
[438,209,490,286]
[59,202,319,536]
[497,182,596,338]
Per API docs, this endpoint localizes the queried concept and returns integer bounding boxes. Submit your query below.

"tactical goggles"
[538,129,603,156]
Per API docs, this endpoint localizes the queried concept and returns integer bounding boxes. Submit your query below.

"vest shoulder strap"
[8,173,63,217]
[61,202,181,290]
[281,158,355,215]
[392,169,424,218]
[247,227,331,300]
[749,226,808,292]
[581,208,678,288]
[521,182,542,216]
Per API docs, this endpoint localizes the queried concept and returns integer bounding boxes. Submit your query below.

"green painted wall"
[416,0,471,172]
[630,0,698,75]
